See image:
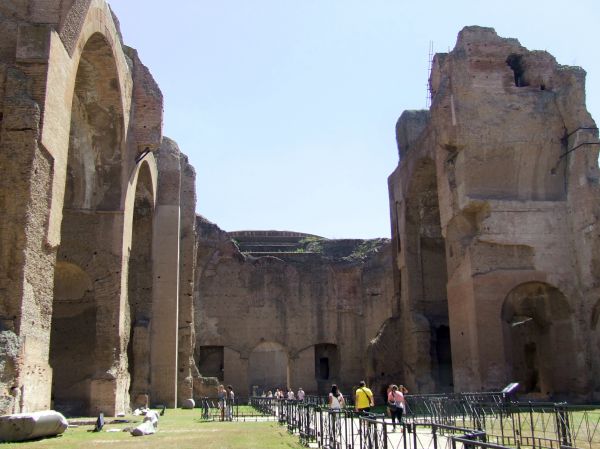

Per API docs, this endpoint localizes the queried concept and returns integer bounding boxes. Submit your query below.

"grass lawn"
[3,409,304,449]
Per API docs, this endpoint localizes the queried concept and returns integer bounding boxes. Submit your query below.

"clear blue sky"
[109,1,599,239]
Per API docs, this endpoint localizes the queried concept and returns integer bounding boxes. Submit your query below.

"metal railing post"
[413,420,418,449]
[556,403,572,447]
[528,402,536,449]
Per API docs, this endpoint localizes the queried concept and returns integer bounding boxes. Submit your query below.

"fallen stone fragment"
[181,398,195,409]
[130,409,159,436]
[131,421,156,436]
[0,410,68,442]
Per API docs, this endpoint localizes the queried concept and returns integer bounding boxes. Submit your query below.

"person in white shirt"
[226,385,235,421]
[297,387,305,401]
[328,384,345,410]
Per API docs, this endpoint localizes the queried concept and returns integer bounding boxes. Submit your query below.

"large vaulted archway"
[126,160,156,409]
[50,32,127,416]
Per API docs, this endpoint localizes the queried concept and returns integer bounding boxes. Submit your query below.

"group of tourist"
[327,381,407,431]
[256,380,407,431]
[217,384,235,421]
[262,387,306,401]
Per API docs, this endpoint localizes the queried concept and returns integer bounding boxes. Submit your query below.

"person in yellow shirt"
[354,380,374,413]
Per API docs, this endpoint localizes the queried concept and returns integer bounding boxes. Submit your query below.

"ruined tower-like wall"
[386,26,599,399]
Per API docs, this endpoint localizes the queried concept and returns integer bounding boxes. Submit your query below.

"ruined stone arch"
[123,156,158,214]
[50,26,127,413]
[65,32,127,210]
[49,12,134,416]
[501,281,577,398]
[123,156,157,408]
[42,0,134,247]
[120,154,158,290]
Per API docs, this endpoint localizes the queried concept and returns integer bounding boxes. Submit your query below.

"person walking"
[328,384,345,410]
[387,384,406,431]
[354,380,374,414]
[297,387,305,402]
[385,384,392,416]
[328,384,345,443]
[226,385,235,421]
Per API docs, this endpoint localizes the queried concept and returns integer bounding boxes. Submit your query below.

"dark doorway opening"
[318,357,330,380]
[197,346,225,380]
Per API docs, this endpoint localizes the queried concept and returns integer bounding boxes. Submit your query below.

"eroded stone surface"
[385,26,599,400]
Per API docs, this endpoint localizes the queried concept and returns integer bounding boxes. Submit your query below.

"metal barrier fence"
[195,396,277,421]
[244,395,600,449]
[403,392,507,423]
[403,395,600,449]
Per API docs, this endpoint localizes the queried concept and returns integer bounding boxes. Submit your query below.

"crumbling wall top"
[395,110,430,161]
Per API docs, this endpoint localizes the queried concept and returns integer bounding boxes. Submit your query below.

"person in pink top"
[387,384,405,431]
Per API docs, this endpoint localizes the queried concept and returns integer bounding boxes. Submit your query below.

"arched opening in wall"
[196,346,224,380]
[314,343,339,395]
[405,158,453,392]
[502,282,576,398]
[248,342,289,393]
[50,32,124,416]
[50,262,94,415]
[126,162,154,408]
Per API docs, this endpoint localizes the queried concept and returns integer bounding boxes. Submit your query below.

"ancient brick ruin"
[381,27,600,400]
[0,0,196,415]
[0,2,598,418]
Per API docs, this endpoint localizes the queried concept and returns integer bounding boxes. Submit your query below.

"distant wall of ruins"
[194,219,396,399]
